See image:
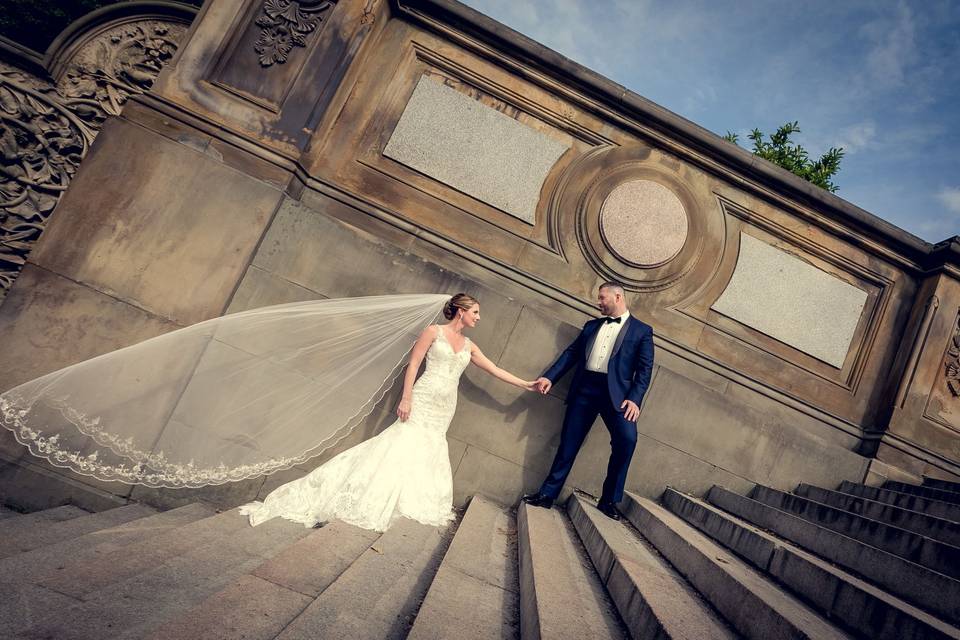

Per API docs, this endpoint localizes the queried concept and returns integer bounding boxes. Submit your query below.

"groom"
[524,282,654,520]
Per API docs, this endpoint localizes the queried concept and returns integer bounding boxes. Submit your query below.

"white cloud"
[937,187,960,215]
[861,2,917,88]
[833,121,877,154]
[468,0,599,71]
[682,83,719,115]
[915,217,959,241]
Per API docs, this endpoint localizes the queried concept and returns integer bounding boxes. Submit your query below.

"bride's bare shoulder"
[413,325,440,350]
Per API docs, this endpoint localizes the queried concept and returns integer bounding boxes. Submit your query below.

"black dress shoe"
[521,493,554,509]
[596,500,621,520]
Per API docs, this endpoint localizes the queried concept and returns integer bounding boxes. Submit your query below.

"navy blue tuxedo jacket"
[542,316,655,410]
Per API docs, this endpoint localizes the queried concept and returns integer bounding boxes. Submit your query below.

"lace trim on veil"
[0,294,449,488]
[0,363,406,487]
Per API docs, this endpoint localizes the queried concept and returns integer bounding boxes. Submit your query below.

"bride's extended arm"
[397,325,438,421]
[469,343,535,391]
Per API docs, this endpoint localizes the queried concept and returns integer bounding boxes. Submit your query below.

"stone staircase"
[0,476,958,639]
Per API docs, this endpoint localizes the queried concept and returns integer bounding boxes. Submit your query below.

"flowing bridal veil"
[0,294,448,488]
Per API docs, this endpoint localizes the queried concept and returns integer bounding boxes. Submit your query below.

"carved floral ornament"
[254,0,337,67]
[0,62,97,296]
[946,313,960,397]
[59,21,185,116]
[0,19,187,302]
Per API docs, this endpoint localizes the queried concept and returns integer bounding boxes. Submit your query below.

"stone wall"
[1,0,958,511]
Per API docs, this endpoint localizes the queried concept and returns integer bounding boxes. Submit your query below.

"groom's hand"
[621,399,640,422]
[534,377,552,395]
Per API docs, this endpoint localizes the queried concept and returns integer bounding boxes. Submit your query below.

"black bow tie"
[603,316,622,324]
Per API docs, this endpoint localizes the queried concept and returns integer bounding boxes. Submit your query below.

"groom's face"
[597,287,621,316]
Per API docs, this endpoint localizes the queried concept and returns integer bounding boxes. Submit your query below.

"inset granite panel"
[711,233,868,368]
[600,179,688,266]
[383,76,569,224]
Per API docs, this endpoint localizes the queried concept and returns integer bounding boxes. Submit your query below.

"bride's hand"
[524,380,538,392]
[396,397,412,422]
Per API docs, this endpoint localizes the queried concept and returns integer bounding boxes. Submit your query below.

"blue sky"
[461,0,960,243]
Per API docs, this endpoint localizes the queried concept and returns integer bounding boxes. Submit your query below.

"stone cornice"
[0,36,46,76]
[393,0,956,274]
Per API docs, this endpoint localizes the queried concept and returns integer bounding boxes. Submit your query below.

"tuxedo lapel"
[583,320,602,361]
[611,316,632,358]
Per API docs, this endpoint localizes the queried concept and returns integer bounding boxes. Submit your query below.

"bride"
[239,293,535,532]
[0,291,532,533]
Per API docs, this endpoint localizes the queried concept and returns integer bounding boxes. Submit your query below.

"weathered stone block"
[226,265,325,314]
[0,265,180,391]
[453,445,541,507]
[30,117,283,325]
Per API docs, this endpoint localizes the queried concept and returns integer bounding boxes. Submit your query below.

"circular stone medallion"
[599,180,688,266]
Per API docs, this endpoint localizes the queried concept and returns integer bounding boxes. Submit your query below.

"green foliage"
[723,122,844,193]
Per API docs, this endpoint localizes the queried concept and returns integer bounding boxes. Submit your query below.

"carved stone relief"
[923,309,960,432]
[58,20,186,115]
[254,0,337,67]
[946,313,960,398]
[0,18,187,303]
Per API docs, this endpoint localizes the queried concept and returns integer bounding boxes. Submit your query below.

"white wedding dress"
[239,328,469,532]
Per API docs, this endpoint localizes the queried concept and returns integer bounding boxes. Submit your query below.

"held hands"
[621,399,640,422]
[533,377,552,395]
[396,397,412,422]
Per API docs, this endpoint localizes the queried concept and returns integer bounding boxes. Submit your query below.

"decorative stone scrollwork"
[58,21,186,116]
[0,62,97,296]
[254,0,337,67]
[946,313,960,397]
[0,18,188,303]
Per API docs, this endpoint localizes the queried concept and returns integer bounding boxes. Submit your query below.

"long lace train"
[240,328,469,532]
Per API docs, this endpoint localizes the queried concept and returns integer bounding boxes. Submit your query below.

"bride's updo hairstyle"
[443,293,479,320]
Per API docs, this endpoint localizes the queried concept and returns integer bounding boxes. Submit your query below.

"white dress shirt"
[586,311,630,373]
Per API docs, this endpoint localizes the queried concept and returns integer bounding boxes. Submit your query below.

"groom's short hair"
[599,281,626,296]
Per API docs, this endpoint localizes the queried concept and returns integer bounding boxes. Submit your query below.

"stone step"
[0,504,213,630]
[0,502,215,584]
[622,491,851,640]
[924,477,960,493]
[707,485,960,625]
[839,481,960,523]
[797,484,960,547]
[15,511,312,639]
[408,496,520,640]
[517,498,626,640]
[883,481,960,506]
[144,519,380,640]
[0,503,217,635]
[567,493,735,640]
[750,484,960,580]
[1,503,156,560]
[35,507,252,600]
[0,505,89,553]
[663,488,960,640]
[274,517,453,640]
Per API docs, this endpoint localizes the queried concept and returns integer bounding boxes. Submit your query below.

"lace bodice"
[406,328,471,436]
[423,328,471,380]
